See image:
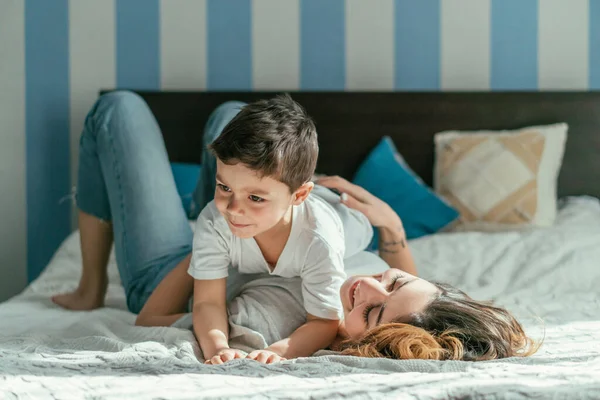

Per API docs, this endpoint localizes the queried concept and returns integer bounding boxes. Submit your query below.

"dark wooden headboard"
[129,91,600,198]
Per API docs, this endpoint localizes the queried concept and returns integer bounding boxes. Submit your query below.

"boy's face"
[214,159,312,239]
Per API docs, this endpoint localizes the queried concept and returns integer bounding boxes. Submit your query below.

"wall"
[0,0,597,301]
[1,0,26,301]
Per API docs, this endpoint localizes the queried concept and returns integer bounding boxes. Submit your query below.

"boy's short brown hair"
[209,94,318,192]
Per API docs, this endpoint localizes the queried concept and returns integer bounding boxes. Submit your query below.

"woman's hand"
[316,176,402,231]
[318,176,417,275]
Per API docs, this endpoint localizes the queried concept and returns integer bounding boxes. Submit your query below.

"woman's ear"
[292,181,314,205]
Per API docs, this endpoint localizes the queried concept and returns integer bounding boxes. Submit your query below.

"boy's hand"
[246,349,287,364]
[204,348,246,365]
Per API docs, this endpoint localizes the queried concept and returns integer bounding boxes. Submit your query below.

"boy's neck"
[254,205,294,243]
[253,205,294,269]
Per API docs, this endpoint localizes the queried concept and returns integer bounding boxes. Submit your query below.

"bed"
[2,92,600,399]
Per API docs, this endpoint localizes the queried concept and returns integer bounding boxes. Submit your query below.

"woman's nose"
[356,280,386,304]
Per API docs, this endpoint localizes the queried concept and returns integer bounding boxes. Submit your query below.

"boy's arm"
[265,314,339,359]
[267,239,345,359]
[192,277,230,359]
[189,204,234,360]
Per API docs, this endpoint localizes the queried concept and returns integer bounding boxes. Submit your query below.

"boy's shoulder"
[195,200,230,236]
[296,191,345,252]
[197,200,219,222]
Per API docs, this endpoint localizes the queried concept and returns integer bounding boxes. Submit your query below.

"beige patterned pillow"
[434,123,567,231]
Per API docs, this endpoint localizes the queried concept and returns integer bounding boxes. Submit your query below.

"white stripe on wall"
[345,0,394,90]
[0,0,27,301]
[69,0,116,228]
[441,0,491,90]
[539,0,589,90]
[160,0,207,90]
[252,0,300,90]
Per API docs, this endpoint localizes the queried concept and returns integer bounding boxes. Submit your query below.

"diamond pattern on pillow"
[437,131,546,226]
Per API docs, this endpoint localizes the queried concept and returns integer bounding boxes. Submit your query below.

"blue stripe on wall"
[590,0,600,89]
[207,0,252,90]
[25,0,71,281]
[395,0,440,90]
[300,0,345,90]
[116,0,160,90]
[491,0,538,90]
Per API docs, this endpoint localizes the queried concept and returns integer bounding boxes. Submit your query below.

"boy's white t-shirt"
[188,190,351,320]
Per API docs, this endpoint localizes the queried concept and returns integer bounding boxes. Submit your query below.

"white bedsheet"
[2,196,600,399]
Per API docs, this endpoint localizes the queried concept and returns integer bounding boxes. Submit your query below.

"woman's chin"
[339,276,357,312]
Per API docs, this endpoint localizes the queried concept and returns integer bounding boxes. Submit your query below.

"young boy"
[190,94,368,364]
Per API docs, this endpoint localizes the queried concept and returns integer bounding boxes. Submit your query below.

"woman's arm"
[135,253,194,326]
[378,224,417,276]
[316,176,418,276]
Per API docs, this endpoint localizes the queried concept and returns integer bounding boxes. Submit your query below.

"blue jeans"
[77,90,245,313]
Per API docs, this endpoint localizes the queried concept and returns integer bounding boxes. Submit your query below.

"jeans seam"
[105,122,132,294]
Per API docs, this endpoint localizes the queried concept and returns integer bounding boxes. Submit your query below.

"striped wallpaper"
[0,0,598,296]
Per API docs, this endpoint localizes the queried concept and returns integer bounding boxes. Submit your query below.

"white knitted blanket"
[2,196,600,399]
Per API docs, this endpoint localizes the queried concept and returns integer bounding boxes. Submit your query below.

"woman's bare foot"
[54,211,114,311]
[51,288,105,311]
[52,275,108,311]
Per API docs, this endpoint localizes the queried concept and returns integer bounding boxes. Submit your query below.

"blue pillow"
[171,162,202,216]
[353,137,459,250]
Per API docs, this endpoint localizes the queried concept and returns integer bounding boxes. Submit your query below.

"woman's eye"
[362,304,376,325]
[218,184,231,192]
[249,195,264,203]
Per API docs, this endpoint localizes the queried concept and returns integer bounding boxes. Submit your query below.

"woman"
[52,91,538,363]
[322,174,538,361]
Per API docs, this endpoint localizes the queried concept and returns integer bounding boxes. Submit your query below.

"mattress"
[1,196,600,399]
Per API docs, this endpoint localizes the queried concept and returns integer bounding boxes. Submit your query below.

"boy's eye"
[218,184,231,192]
[249,195,264,203]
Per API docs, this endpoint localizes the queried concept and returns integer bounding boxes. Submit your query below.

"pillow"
[353,136,460,250]
[434,123,567,231]
[171,162,202,216]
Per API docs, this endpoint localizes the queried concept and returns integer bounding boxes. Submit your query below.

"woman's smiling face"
[339,269,440,339]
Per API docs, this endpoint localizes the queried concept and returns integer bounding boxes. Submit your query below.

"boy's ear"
[292,181,314,205]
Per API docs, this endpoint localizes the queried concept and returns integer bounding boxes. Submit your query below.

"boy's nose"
[227,196,243,214]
